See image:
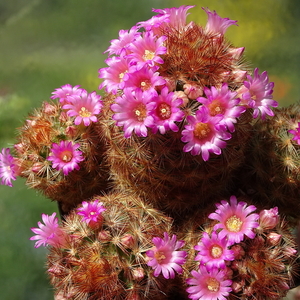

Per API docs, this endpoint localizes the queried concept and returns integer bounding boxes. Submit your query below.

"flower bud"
[259,207,279,230]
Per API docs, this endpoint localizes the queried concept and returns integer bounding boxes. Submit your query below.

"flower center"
[207,278,220,292]
[140,80,151,91]
[61,151,73,162]
[210,245,223,258]
[193,122,211,140]
[226,215,243,232]
[134,103,147,122]
[208,100,225,116]
[143,49,155,61]
[154,251,166,264]
[119,71,127,82]
[157,103,171,120]
[79,107,92,118]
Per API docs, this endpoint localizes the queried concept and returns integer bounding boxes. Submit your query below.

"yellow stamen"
[79,107,92,118]
[207,278,220,292]
[226,215,243,232]
[211,245,223,258]
[143,49,155,60]
[154,251,166,263]
[194,123,211,140]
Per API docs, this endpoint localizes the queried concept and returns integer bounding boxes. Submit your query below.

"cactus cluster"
[1,5,300,300]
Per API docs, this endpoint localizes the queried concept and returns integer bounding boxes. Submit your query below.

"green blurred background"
[0,0,299,299]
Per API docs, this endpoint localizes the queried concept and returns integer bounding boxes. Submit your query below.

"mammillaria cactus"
[1,4,299,300]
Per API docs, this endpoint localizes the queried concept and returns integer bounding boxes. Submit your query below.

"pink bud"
[14,143,26,154]
[131,267,145,281]
[259,207,279,230]
[267,232,282,245]
[65,126,77,138]
[230,244,245,260]
[120,233,135,249]
[32,162,44,173]
[228,47,245,61]
[98,230,111,242]
[174,91,189,107]
[284,247,297,257]
[231,279,245,293]
[43,102,57,115]
[183,83,203,99]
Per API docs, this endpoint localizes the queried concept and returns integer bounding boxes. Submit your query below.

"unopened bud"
[259,207,279,230]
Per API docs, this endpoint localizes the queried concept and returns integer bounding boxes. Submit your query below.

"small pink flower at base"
[186,265,232,300]
[202,7,237,35]
[77,200,106,227]
[111,89,155,138]
[288,122,300,145]
[146,232,187,279]
[50,84,83,105]
[259,207,279,230]
[63,90,103,126]
[30,212,68,248]
[181,106,231,160]
[237,68,278,119]
[150,87,184,134]
[195,231,234,269]
[0,148,17,187]
[47,141,84,176]
[208,195,259,245]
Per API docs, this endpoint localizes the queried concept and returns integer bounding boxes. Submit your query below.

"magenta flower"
[288,122,300,145]
[146,232,187,279]
[99,56,133,94]
[150,86,184,134]
[123,64,166,98]
[259,207,279,230]
[111,89,155,138]
[194,231,235,269]
[105,26,141,56]
[63,90,103,126]
[238,68,278,119]
[181,106,231,160]
[50,84,83,105]
[47,141,84,175]
[203,7,237,35]
[30,213,68,248]
[197,83,246,132]
[208,195,259,245]
[77,200,106,226]
[152,5,195,30]
[138,13,170,34]
[186,265,232,300]
[126,31,167,69]
[0,148,17,187]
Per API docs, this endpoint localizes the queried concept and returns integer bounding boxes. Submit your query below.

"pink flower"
[77,200,106,226]
[152,5,195,30]
[123,64,166,98]
[99,56,133,94]
[63,90,103,126]
[202,7,237,35]
[0,148,17,187]
[30,213,68,248]
[146,232,187,279]
[126,31,167,69]
[50,84,83,105]
[47,141,84,175]
[150,86,184,134]
[138,14,170,34]
[186,265,232,300]
[208,195,259,245]
[259,207,279,230]
[238,68,278,119]
[194,231,235,269]
[111,89,155,138]
[105,26,141,56]
[181,106,231,160]
[288,122,300,145]
[197,83,246,132]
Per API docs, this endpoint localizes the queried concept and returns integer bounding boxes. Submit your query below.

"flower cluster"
[99,6,278,160]
[186,196,297,300]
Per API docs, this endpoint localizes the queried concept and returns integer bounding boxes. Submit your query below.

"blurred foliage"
[0,0,299,299]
